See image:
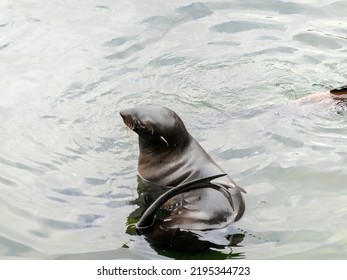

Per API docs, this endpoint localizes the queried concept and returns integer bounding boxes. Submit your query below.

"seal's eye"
[136,120,145,129]
[135,120,154,136]
[141,121,153,135]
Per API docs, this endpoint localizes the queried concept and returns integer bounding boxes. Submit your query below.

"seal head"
[120,105,227,186]
[120,104,189,152]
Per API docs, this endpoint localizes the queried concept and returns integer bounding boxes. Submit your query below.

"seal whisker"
[122,115,134,130]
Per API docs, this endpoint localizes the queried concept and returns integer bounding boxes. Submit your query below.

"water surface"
[1,0,347,259]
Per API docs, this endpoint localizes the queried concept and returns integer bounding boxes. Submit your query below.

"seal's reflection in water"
[126,176,245,259]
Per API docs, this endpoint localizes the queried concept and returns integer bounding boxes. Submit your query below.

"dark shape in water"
[120,104,246,252]
[330,85,347,95]
[126,177,246,257]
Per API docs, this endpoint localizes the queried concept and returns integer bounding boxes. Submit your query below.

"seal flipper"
[136,173,227,232]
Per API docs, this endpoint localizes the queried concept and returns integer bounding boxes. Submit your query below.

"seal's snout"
[119,111,126,119]
[120,110,135,130]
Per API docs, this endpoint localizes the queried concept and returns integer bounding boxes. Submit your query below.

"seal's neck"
[138,133,191,161]
[137,135,225,187]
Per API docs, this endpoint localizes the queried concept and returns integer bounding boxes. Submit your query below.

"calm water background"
[1,0,347,259]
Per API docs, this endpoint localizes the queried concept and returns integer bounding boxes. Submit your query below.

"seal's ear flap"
[160,136,169,147]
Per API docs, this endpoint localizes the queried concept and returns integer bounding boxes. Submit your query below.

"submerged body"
[120,105,245,232]
[296,85,347,104]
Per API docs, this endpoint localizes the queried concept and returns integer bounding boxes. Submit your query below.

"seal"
[330,85,347,97]
[296,85,347,104]
[120,105,246,232]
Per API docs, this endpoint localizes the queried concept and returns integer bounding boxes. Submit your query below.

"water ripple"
[294,31,344,50]
[1,0,347,260]
[211,20,286,34]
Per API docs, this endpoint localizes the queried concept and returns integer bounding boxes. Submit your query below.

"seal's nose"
[119,111,126,119]
[120,110,133,129]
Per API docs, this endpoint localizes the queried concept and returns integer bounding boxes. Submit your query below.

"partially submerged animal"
[296,85,347,104]
[120,105,245,233]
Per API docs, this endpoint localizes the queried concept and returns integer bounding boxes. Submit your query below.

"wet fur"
[296,85,347,104]
[120,105,245,231]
